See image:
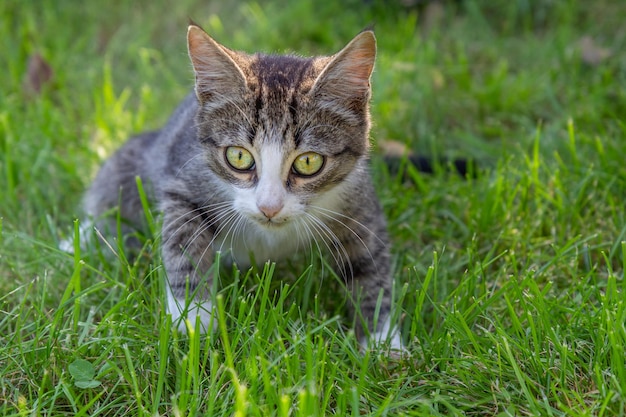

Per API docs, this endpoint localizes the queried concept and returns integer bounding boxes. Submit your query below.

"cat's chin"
[258,219,289,228]
[250,215,291,228]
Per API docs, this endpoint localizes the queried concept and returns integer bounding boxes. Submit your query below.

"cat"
[74,24,402,350]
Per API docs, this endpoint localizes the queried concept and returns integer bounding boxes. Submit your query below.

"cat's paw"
[167,291,216,335]
[59,220,92,254]
[362,333,407,358]
[360,316,407,355]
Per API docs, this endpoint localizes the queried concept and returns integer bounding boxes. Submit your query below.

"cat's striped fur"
[80,25,401,349]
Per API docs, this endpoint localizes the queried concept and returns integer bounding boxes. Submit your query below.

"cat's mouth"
[255,216,289,227]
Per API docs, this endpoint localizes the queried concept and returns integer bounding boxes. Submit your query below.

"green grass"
[2,0,626,415]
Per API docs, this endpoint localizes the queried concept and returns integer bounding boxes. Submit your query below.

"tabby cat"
[78,24,402,349]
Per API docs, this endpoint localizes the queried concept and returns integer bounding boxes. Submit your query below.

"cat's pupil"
[293,152,323,176]
[225,146,254,170]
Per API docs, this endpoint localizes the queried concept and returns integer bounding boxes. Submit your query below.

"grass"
[2,0,626,415]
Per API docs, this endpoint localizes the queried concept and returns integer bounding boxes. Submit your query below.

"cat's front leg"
[160,194,216,334]
[339,223,403,351]
[354,266,403,351]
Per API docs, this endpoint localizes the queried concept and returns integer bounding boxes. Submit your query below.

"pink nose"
[257,202,283,219]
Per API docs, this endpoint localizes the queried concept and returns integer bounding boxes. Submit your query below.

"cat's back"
[84,92,199,220]
[149,92,199,166]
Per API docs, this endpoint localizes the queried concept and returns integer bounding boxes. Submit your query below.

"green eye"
[225,146,255,171]
[292,152,324,176]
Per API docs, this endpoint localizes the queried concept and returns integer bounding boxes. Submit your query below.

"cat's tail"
[383,154,476,177]
[379,140,477,178]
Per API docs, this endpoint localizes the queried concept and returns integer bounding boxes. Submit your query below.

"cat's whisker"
[172,205,237,271]
[308,207,379,283]
[293,217,316,270]
[316,216,355,286]
[174,218,215,278]
[302,213,353,285]
[310,205,387,248]
[236,219,252,258]
[297,216,326,279]
[292,217,305,256]
[158,199,229,237]
[175,153,206,178]
[203,208,241,255]
[179,207,240,279]
[302,216,336,292]
[303,213,355,297]
[215,210,247,260]
[158,201,233,246]
[179,206,235,256]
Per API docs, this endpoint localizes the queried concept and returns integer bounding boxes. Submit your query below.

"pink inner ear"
[187,26,227,76]
[312,31,376,98]
[345,33,376,86]
[187,26,247,100]
[342,49,375,89]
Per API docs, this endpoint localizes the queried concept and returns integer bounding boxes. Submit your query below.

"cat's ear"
[311,30,376,103]
[187,24,247,103]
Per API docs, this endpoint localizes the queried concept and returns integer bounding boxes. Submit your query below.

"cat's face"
[187,25,376,232]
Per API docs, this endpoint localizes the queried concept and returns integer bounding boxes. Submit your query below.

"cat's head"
[187,25,376,230]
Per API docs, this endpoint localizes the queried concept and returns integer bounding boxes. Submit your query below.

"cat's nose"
[257,201,283,219]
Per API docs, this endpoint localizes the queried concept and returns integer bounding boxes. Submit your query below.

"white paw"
[59,220,92,253]
[166,287,215,334]
[361,315,405,352]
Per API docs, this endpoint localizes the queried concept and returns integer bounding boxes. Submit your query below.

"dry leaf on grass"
[379,139,414,157]
[578,36,611,66]
[422,1,445,35]
[23,53,53,97]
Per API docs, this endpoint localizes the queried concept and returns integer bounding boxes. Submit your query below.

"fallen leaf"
[578,36,611,66]
[69,359,96,381]
[69,358,102,389]
[75,379,102,389]
[379,139,414,157]
[23,53,53,96]
[431,68,445,89]
[422,1,445,35]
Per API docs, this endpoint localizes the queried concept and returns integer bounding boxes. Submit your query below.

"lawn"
[2,0,626,415]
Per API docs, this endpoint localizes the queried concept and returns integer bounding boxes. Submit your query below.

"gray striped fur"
[81,25,401,349]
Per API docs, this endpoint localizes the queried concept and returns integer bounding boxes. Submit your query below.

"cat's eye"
[225,146,255,171]
[292,152,324,176]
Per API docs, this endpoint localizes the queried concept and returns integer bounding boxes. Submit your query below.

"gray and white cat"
[75,24,401,349]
